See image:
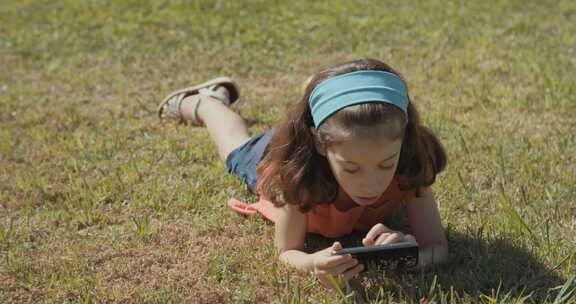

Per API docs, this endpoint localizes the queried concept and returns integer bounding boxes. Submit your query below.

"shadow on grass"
[303,229,565,302]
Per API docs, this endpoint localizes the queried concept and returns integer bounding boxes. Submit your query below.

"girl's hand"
[311,242,364,289]
[362,223,417,246]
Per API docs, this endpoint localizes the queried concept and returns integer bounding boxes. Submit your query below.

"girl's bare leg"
[179,86,251,161]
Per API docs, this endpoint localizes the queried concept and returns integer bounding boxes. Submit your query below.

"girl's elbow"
[418,243,449,268]
[276,246,289,256]
[425,241,449,258]
[275,242,304,256]
[277,248,300,269]
[435,244,449,262]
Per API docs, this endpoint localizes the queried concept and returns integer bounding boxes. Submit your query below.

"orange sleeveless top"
[227,176,419,238]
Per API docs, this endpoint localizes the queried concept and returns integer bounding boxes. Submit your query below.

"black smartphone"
[332,241,419,266]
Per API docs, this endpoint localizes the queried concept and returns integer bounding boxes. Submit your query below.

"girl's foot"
[157,77,240,126]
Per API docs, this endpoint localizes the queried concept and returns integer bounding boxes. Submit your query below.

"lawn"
[1,0,575,303]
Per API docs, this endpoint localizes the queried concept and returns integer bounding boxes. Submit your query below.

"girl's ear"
[310,127,327,156]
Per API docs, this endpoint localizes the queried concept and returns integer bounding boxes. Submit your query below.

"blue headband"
[308,70,409,127]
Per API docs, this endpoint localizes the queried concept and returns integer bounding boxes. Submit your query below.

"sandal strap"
[173,93,186,122]
[190,86,230,125]
[190,95,203,126]
[157,93,187,123]
[198,85,230,105]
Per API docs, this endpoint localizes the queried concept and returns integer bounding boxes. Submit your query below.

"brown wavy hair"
[257,58,447,212]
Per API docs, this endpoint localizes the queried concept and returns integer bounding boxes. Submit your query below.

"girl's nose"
[359,173,388,192]
[358,178,382,193]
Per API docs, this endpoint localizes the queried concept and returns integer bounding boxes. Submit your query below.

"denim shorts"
[225,129,276,193]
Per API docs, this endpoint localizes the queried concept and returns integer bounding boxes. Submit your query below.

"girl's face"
[322,137,402,206]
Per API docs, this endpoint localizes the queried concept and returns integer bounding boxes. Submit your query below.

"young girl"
[158,58,448,288]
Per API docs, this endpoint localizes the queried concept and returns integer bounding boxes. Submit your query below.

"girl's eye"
[344,169,358,174]
[379,165,394,171]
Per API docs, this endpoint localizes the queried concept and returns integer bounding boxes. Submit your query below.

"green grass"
[1,0,575,302]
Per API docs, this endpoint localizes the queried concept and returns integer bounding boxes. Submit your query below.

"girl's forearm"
[279,250,314,273]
